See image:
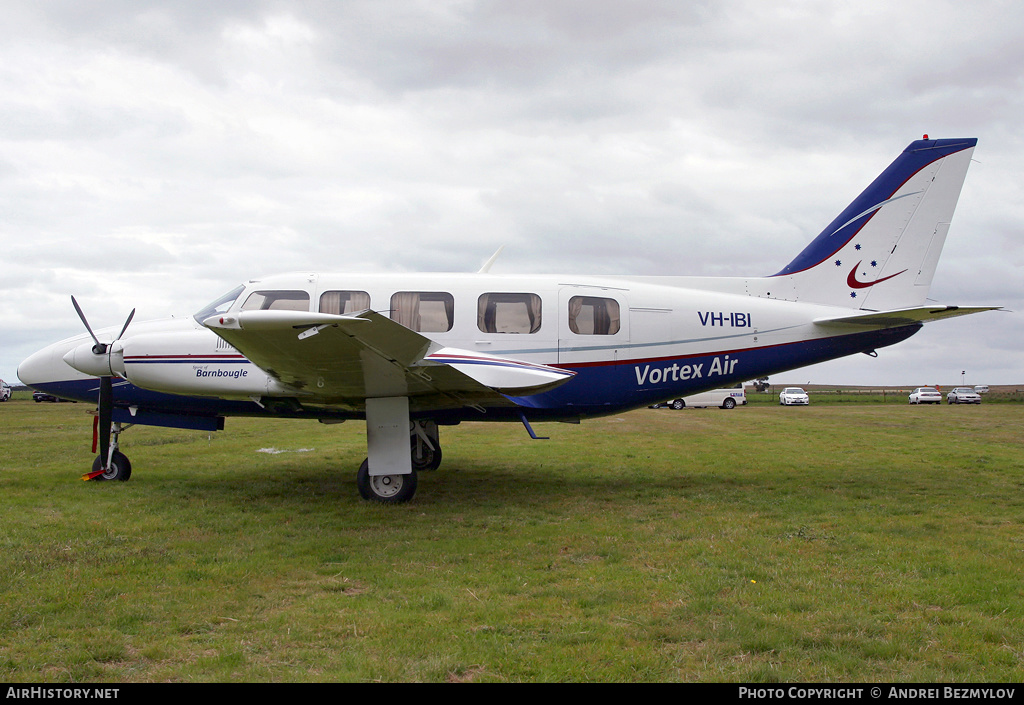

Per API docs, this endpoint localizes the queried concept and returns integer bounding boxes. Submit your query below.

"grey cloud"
[1,1,1021,384]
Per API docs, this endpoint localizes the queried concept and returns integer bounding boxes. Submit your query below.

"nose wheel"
[90,451,132,482]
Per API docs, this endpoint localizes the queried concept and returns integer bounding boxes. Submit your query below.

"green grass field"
[2,395,1022,682]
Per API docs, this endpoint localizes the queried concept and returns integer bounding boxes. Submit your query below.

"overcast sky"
[2,0,1021,388]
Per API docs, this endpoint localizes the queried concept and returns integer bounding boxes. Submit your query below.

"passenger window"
[568,296,620,335]
[478,293,542,334]
[319,290,370,315]
[240,290,310,312]
[391,292,454,332]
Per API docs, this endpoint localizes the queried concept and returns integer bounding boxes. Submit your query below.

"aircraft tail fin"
[770,137,977,310]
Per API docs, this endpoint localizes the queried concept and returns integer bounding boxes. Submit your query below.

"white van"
[659,387,747,410]
[974,385,990,394]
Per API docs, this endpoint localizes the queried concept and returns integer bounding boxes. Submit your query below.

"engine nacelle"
[119,330,288,399]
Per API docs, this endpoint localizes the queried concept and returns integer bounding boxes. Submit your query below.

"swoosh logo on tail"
[847,261,907,289]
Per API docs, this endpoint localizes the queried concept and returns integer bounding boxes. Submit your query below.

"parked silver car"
[947,387,982,404]
[909,387,942,404]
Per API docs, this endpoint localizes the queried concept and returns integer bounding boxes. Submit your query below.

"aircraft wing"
[202,309,574,411]
[813,305,1001,328]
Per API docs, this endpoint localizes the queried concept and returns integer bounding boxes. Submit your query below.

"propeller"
[71,296,134,356]
[68,296,135,474]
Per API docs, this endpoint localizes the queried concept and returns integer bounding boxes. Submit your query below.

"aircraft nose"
[18,344,66,388]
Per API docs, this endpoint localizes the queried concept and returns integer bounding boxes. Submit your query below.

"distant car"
[908,387,942,404]
[652,388,748,410]
[974,385,990,394]
[779,387,809,405]
[32,391,73,403]
[0,380,10,402]
[947,387,982,404]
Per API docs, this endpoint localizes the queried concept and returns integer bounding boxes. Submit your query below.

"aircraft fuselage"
[19,271,918,426]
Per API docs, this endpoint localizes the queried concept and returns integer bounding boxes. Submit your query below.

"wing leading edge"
[202,309,575,412]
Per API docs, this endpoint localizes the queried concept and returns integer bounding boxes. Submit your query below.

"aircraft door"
[557,288,630,366]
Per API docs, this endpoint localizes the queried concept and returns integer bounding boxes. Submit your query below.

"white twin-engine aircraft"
[19,137,999,503]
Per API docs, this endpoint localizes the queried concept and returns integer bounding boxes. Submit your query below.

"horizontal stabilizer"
[814,305,1001,327]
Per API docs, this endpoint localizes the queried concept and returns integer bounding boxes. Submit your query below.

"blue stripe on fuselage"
[509,324,921,417]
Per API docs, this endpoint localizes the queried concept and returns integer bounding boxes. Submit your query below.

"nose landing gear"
[83,419,133,482]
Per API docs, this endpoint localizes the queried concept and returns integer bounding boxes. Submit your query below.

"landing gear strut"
[410,419,442,472]
[86,420,132,482]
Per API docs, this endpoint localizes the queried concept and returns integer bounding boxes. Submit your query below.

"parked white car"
[0,379,10,402]
[779,387,809,405]
[656,388,747,410]
[909,387,942,404]
[974,385,990,394]
[947,387,982,404]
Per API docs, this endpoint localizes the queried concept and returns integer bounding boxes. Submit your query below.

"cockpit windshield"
[193,284,245,324]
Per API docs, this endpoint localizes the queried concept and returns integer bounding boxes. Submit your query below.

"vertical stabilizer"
[772,138,976,310]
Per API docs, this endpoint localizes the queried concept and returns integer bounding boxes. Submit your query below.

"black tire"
[357,459,417,503]
[671,399,685,410]
[410,436,442,472]
[722,398,736,409]
[91,451,132,481]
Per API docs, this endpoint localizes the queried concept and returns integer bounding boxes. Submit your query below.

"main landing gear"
[357,417,440,504]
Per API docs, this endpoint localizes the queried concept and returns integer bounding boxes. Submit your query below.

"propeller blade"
[71,295,103,351]
[97,376,113,468]
[117,309,136,341]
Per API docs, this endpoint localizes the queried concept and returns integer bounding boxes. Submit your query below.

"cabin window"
[568,296,620,335]
[319,290,370,315]
[390,292,454,332]
[240,290,310,312]
[477,293,542,334]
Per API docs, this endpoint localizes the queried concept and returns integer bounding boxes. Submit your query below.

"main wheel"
[91,451,132,481]
[357,459,417,503]
[411,436,442,472]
